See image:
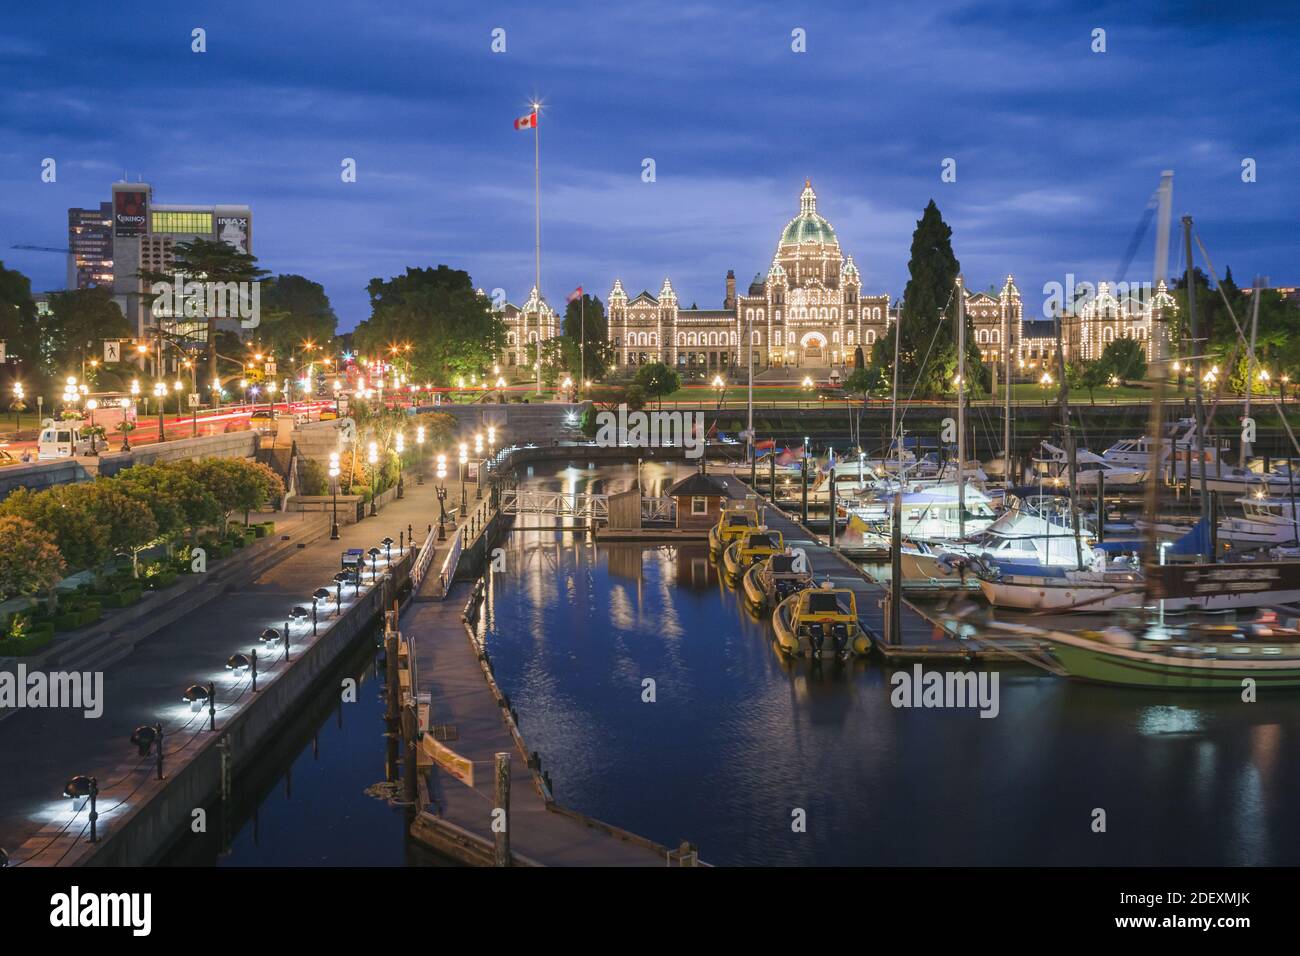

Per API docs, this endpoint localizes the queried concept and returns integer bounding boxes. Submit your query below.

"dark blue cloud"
[2,0,1297,327]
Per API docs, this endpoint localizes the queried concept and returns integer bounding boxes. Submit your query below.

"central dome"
[779,181,838,246]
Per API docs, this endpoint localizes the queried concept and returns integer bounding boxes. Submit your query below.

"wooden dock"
[399,577,701,866]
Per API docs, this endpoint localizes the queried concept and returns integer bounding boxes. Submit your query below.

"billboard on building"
[217,215,249,253]
[113,190,148,236]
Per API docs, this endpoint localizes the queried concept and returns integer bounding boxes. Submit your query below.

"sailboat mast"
[956,276,966,539]
[1182,215,1211,557]
[1004,285,1012,483]
[1241,275,1262,467]
[1053,306,1084,569]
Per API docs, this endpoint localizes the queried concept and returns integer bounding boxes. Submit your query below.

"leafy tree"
[257,275,339,357]
[78,480,159,577]
[843,366,884,398]
[0,516,65,602]
[43,288,132,383]
[1077,361,1109,405]
[0,262,45,397]
[1100,336,1147,383]
[115,463,220,543]
[138,237,270,384]
[634,362,680,407]
[560,293,612,380]
[0,486,111,579]
[410,411,458,448]
[353,266,504,385]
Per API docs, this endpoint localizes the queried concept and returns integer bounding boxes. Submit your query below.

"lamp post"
[712,374,726,411]
[459,442,468,515]
[85,399,99,455]
[118,397,133,451]
[329,451,341,539]
[153,381,166,442]
[395,431,406,499]
[474,432,484,500]
[368,441,379,517]
[9,381,24,434]
[312,588,330,635]
[436,453,448,539]
[416,425,426,485]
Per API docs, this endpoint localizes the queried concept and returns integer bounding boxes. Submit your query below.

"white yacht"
[1220,494,1300,547]
[1039,442,1146,488]
[842,482,998,546]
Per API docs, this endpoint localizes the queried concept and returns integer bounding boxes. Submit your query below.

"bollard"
[494,752,511,866]
[155,723,165,780]
[208,680,216,731]
[250,647,258,692]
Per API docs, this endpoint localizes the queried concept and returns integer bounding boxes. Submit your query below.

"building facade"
[105,181,253,340]
[66,202,114,290]
[490,181,1178,379]
[606,182,1026,377]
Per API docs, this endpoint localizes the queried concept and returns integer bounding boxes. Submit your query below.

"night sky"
[2,0,1297,329]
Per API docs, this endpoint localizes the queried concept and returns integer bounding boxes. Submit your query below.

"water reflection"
[477,463,1300,866]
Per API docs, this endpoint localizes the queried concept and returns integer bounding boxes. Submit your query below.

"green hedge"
[144,568,178,590]
[0,625,55,656]
[99,587,143,608]
[53,603,101,632]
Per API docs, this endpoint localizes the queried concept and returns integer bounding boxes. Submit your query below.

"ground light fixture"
[260,627,281,648]
[367,546,381,583]
[63,775,99,843]
[183,682,210,712]
[332,570,350,604]
[382,535,394,563]
[226,653,251,675]
[312,588,331,633]
[131,723,165,779]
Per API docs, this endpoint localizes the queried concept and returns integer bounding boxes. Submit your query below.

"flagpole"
[534,105,542,398]
[580,292,585,402]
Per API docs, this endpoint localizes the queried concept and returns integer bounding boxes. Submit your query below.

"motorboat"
[772,586,870,660]
[741,552,813,610]
[722,529,785,586]
[708,505,759,560]
[841,482,998,545]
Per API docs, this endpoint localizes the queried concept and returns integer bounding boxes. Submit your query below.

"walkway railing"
[499,488,676,521]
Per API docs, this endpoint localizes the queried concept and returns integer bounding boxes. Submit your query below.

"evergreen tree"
[869,200,985,396]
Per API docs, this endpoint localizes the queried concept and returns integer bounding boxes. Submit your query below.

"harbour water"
[165,459,1300,866]
[472,461,1300,866]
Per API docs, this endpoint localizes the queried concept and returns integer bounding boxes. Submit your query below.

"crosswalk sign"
[104,340,121,363]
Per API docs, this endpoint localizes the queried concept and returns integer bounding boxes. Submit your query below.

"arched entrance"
[799,330,827,366]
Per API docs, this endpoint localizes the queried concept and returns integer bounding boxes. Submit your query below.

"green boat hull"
[1046,639,1300,689]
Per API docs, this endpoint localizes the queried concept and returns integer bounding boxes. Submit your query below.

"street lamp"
[328,451,341,539]
[367,441,379,516]
[153,381,166,442]
[435,453,448,539]
[712,374,726,410]
[416,425,426,485]
[395,431,406,499]
[9,381,24,434]
[85,399,99,455]
[458,441,468,514]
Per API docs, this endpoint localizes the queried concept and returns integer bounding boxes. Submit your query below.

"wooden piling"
[494,752,511,867]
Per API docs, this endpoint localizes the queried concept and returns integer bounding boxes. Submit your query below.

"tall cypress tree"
[871,200,983,395]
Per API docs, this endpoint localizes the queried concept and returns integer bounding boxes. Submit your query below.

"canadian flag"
[566,286,583,304]
[514,111,537,130]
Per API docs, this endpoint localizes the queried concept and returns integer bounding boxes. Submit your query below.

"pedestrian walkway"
[0,478,443,860]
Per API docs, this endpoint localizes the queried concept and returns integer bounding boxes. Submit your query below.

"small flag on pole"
[566,286,583,304]
[514,111,537,130]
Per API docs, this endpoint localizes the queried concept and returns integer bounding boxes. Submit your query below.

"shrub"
[299,458,329,496]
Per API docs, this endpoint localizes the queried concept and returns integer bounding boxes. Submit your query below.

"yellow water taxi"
[708,507,759,560]
[772,587,870,659]
[741,552,813,611]
[722,530,784,586]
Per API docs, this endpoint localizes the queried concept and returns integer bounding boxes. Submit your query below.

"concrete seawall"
[19,555,408,867]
